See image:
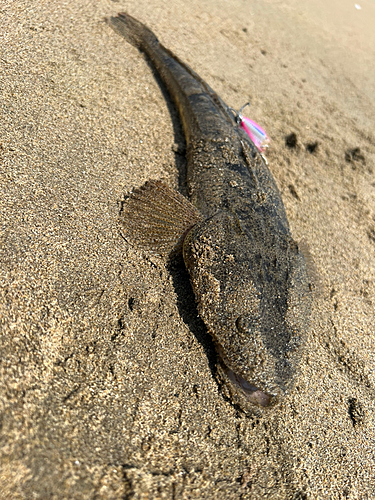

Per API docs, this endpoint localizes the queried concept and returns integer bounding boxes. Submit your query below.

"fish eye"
[235,316,251,334]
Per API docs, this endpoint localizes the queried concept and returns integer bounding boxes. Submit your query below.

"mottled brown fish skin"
[109,13,312,409]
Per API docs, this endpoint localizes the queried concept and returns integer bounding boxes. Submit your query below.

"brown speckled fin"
[121,180,203,257]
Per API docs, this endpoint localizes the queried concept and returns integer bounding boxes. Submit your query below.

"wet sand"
[1,0,374,498]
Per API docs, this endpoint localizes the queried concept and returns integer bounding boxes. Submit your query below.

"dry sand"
[1,0,374,498]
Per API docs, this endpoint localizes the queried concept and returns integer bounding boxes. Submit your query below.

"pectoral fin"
[120,180,203,257]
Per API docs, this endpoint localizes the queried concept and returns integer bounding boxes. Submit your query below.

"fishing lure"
[230,103,270,153]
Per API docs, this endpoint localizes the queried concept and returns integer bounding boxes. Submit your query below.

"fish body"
[109,13,312,409]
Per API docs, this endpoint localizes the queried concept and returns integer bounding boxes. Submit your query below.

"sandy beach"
[1,0,374,498]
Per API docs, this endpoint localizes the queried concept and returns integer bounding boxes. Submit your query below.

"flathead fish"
[109,13,312,410]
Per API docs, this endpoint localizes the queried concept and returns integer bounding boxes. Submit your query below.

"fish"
[108,13,312,410]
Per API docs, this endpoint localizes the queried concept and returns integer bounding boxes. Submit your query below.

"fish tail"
[108,12,234,146]
[108,12,159,51]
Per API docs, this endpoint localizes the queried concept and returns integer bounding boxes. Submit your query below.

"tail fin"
[107,12,159,51]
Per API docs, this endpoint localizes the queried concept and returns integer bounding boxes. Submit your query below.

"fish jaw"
[215,345,276,408]
[217,363,274,408]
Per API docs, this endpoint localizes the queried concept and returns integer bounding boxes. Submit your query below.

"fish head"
[183,211,311,411]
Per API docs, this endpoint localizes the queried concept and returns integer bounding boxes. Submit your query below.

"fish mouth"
[215,344,274,407]
[223,364,273,407]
